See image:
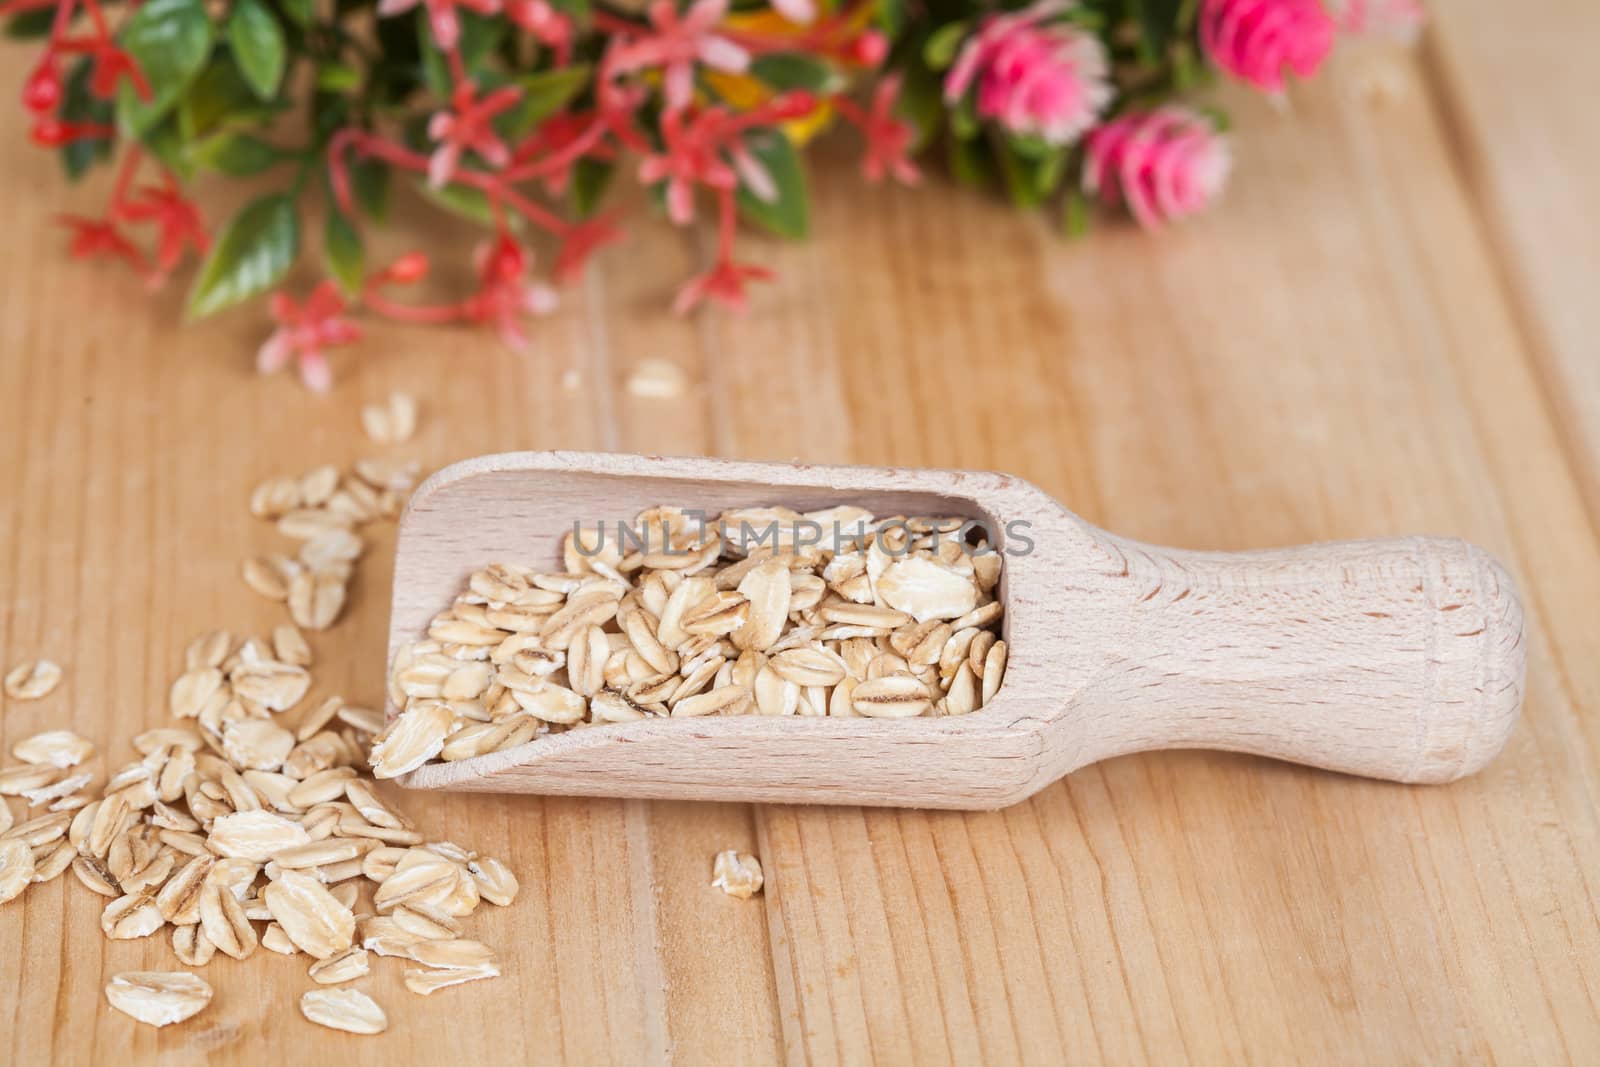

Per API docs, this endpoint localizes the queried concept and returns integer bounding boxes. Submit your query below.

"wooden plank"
[2,29,1599,1067]
[698,47,1600,1063]
[1421,0,1600,522]
[0,123,676,1061]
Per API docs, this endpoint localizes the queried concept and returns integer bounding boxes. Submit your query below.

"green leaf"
[895,60,944,151]
[748,54,839,93]
[281,0,313,27]
[947,133,992,188]
[5,8,55,38]
[115,0,214,136]
[352,158,392,222]
[570,158,615,219]
[60,58,114,180]
[873,0,905,37]
[316,62,362,93]
[324,211,365,298]
[1009,134,1057,160]
[995,141,1064,209]
[923,22,968,70]
[950,96,979,141]
[546,0,589,20]
[179,57,266,140]
[500,65,592,140]
[140,114,196,181]
[1061,187,1092,239]
[417,180,496,225]
[187,194,300,318]
[228,0,287,100]
[189,131,283,175]
[1130,0,1183,63]
[734,130,808,240]
[1034,147,1067,197]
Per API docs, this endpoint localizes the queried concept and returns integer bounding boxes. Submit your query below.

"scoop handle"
[1069,535,1526,783]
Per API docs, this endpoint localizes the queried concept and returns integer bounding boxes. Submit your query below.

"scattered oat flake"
[301,988,388,1034]
[4,659,62,700]
[0,839,35,904]
[404,961,501,996]
[625,358,689,399]
[104,971,213,1027]
[361,391,419,445]
[308,946,370,985]
[711,850,764,899]
[23,771,93,807]
[12,729,95,768]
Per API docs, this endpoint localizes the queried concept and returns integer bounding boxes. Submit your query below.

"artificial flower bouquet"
[6,0,1420,388]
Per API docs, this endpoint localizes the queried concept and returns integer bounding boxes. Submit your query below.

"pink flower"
[673,258,773,315]
[944,0,1110,146]
[1082,108,1231,229]
[257,283,363,392]
[1199,0,1337,94]
[464,234,558,350]
[426,83,522,187]
[835,75,920,186]
[377,0,501,50]
[608,0,750,112]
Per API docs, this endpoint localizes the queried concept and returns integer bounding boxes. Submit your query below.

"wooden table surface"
[3,8,1599,1063]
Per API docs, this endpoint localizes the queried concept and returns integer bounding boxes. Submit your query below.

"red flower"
[258,283,363,392]
[57,214,147,271]
[87,42,150,100]
[505,0,572,58]
[426,82,522,187]
[608,0,750,111]
[638,109,736,225]
[30,117,115,148]
[115,176,210,287]
[377,0,501,50]
[553,216,624,281]
[22,56,62,114]
[463,234,558,350]
[511,112,602,194]
[673,258,772,315]
[836,75,921,186]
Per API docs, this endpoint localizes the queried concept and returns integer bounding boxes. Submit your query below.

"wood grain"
[1423,1,1600,525]
[2,26,1599,1067]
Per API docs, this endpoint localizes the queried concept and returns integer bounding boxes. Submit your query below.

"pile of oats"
[0,628,515,1031]
[375,505,1008,777]
[243,458,421,631]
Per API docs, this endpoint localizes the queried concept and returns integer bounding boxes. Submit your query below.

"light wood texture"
[3,25,1600,1067]
[1424,1,1600,520]
[394,451,1525,803]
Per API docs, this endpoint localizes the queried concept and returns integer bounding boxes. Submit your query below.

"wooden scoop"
[388,451,1527,809]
